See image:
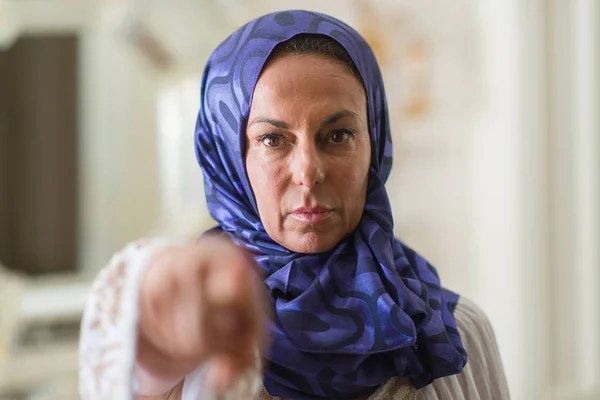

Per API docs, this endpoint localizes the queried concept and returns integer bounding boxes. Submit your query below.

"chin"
[286,231,341,254]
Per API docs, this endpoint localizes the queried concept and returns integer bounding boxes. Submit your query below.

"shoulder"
[453,296,497,345]
[415,296,511,400]
[453,296,505,375]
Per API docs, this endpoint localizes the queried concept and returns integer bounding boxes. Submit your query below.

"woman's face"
[246,54,371,253]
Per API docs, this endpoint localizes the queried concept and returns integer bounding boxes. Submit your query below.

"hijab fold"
[195,10,467,399]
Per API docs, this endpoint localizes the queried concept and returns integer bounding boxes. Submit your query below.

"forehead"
[250,54,367,118]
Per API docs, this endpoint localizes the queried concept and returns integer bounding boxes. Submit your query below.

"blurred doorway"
[0,36,79,275]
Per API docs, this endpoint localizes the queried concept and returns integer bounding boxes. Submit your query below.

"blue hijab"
[195,10,467,399]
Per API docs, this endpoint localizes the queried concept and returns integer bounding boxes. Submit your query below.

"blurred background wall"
[0,0,598,399]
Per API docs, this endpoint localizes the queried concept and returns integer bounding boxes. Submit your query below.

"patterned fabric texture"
[194,9,467,400]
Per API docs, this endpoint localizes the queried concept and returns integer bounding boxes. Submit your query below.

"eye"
[328,129,354,144]
[257,133,285,148]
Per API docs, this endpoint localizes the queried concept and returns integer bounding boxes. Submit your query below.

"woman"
[79,10,509,400]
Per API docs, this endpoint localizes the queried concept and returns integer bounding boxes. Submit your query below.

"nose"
[291,140,325,188]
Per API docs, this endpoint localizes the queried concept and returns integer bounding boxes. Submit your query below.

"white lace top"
[79,239,511,400]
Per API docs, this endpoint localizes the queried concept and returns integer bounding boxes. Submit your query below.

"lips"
[291,206,333,223]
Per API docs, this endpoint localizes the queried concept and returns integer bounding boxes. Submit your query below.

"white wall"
[471,1,600,399]
[548,0,600,398]
[78,22,163,276]
[469,2,546,398]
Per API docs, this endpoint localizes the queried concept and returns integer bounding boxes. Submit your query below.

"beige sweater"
[79,239,510,400]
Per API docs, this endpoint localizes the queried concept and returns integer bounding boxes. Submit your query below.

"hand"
[137,236,265,393]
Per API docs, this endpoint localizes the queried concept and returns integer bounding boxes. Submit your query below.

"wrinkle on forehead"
[249,54,367,131]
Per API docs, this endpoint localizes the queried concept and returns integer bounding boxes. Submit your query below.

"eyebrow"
[248,109,359,130]
[320,110,359,126]
[248,117,289,129]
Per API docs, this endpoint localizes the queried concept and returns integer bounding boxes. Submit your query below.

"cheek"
[328,166,366,218]
[334,147,370,211]
[246,154,286,218]
[336,145,370,190]
[337,168,368,200]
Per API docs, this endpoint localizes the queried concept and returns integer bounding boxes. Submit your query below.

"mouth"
[290,207,334,224]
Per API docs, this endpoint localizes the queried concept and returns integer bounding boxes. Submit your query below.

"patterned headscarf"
[195,10,467,399]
